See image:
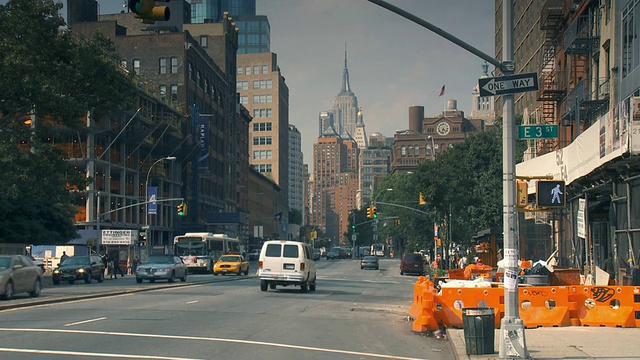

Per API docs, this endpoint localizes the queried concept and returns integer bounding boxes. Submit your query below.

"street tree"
[0,0,137,244]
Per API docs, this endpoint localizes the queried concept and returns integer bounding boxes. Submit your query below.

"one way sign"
[478,72,539,97]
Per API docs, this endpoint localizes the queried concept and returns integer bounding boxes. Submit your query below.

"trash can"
[462,307,495,355]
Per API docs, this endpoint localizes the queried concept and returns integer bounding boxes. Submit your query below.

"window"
[253,109,272,118]
[236,81,248,90]
[253,94,272,104]
[199,36,208,48]
[414,145,419,155]
[283,244,299,258]
[170,85,178,101]
[159,85,167,100]
[133,59,140,75]
[262,65,268,74]
[253,136,272,145]
[159,58,167,74]
[170,57,178,73]
[401,146,406,156]
[253,122,272,131]
[252,164,272,174]
[197,71,202,88]
[253,150,272,159]
[253,65,259,74]
[204,79,209,94]
[239,96,248,104]
[265,244,281,257]
[237,67,243,75]
[253,79,272,89]
[245,66,251,75]
[188,63,194,81]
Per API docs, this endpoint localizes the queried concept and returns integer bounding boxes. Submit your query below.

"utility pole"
[367,1,528,358]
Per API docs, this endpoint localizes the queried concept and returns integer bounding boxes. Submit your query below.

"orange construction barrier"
[568,285,640,327]
[517,286,574,328]
[434,286,503,328]
[409,276,439,333]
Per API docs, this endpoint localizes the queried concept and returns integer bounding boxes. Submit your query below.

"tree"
[0,0,137,244]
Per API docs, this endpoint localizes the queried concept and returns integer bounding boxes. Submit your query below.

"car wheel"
[375,267,379,270]
[300,282,309,293]
[52,279,60,285]
[260,280,268,292]
[180,271,187,282]
[29,278,42,297]
[97,271,104,283]
[168,272,175,283]
[2,281,14,300]
[213,272,219,276]
[84,273,92,284]
[68,280,75,285]
[269,282,276,290]
[309,282,316,291]
[361,266,364,269]
[136,277,143,284]
[244,267,249,276]
[400,270,404,275]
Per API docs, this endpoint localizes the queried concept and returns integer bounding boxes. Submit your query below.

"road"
[0,258,453,360]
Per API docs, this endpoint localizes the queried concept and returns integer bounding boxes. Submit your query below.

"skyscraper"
[331,45,359,139]
[191,0,256,23]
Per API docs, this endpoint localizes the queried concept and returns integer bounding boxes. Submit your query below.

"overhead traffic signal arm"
[128,0,170,24]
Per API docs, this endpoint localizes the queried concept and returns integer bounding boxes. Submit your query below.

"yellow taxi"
[213,254,249,276]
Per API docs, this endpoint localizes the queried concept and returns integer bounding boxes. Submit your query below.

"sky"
[65,0,495,172]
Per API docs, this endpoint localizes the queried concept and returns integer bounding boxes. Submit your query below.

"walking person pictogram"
[551,184,563,204]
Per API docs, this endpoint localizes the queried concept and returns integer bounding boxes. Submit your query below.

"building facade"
[288,124,304,221]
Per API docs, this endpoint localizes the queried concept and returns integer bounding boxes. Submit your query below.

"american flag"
[439,85,445,97]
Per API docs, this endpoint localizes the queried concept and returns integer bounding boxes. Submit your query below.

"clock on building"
[436,121,451,136]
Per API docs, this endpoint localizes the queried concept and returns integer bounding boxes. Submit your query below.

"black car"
[52,255,105,285]
[326,247,346,260]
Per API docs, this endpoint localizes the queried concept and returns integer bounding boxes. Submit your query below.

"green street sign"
[518,124,558,139]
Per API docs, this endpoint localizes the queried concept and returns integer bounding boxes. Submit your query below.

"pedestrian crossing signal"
[536,180,565,208]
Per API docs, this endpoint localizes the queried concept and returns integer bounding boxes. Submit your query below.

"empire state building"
[331,45,359,139]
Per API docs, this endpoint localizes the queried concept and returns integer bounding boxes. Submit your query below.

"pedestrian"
[132,257,139,274]
[60,251,69,264]
[107,258,116,279]
[459,254,468,269]
[112,256,125,277]
[603,253,615,282]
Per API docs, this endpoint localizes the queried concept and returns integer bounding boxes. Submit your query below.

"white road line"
[64,317,107,327]
[0,328,426,360]
[0,347,202,360]
[186,300,198,304]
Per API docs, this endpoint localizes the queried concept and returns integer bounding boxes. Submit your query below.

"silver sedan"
[0,255,42,299]
[135,255,188,283]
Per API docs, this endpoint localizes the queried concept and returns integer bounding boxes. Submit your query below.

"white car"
[257,240,316,292]
[135,255,188,283]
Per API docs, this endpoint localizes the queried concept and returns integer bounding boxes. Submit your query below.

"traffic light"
[176,203,185,216]
[366,206,373,219]
[372,206,378,218]
[516,180,528,208]
[419,192,427,205]
[536,180,566,208]
[138,231,146,247]
[128,0,170,24]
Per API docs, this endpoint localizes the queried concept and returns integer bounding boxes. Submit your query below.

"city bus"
[173,233,241,273]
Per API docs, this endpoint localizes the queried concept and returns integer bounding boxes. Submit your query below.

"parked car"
[326,247,346,260]
[52,255,105,285]
[136,255,188,283]
[360,256,379,270]
[400,253,425,275]
[312,248,321,261]
[0,255,42,300]
[246,249,261,261]
[257,240,316,292]
[213,254,249,276]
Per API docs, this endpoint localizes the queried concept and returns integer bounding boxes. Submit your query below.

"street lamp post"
[396,129,435,161]
[145,156,177,256]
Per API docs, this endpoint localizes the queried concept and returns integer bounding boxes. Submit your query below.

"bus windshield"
[174,241,207,256]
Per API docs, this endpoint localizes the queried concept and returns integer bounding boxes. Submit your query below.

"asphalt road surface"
[0,258,453,359]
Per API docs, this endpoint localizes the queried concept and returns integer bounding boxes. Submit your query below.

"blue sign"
[148,186,158,215]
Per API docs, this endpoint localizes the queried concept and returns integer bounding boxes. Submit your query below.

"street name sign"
[518,124,559,139]
[478,72,539,97]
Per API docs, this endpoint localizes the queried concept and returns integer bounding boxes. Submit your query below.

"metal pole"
[499,1,528,358]
[145,156,177,257]
[96,191,101,256]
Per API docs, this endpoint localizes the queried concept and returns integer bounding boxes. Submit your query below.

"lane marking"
[186,300,198,304]
[65,317,107,327]
[0,328,425,360]
[0,347,201,360]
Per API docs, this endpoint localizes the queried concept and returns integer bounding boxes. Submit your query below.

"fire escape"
[560,7,608,140]
[536,0,566,155]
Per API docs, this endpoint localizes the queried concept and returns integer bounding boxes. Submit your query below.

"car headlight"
[53,269,60,274]
[78,268,85,273]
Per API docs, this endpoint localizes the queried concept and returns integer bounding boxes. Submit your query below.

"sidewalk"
[448,326,640,359]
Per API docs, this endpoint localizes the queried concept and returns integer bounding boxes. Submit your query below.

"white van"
[257,240,317,292]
